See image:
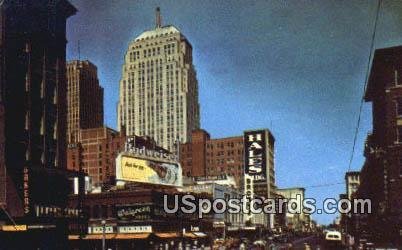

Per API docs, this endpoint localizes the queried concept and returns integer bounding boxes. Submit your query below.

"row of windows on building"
[399,158,402,176]
[182,146,243,156]
[133,59,179,70]
[208,150,243,157]
[207,158,243,165]
[206,141,244,149]
[207,165,243,174]
[129,43,177,62]
[126,71,180,84]
[123,79,181,96]
[133,111,185,126]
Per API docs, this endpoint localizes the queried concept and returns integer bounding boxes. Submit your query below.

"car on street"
[324,230,342,248]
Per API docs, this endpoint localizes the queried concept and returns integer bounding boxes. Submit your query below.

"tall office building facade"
[180,129,245,187]
[67,60,104,143]
[0,1,80,248]
[117,8,200,152]
[0,0,77,218]
[243,129,276,229]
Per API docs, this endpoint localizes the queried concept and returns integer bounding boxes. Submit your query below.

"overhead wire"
[347,0,382,172]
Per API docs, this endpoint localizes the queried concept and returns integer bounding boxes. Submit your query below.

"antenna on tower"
[78,40,81,60]
[156,7,162,28]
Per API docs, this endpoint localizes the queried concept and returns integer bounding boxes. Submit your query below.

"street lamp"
[101,220,106,250]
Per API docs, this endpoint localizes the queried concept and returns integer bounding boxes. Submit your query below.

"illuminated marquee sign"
[244,130,267,181]
[1,225,27,231]
[118,225,152,233]
[88,226,114,234]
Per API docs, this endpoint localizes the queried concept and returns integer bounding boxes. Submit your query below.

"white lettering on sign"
[247,133,264,175]
[88,226,114,234]
[248,134,262,142]
[125,138,178,161]
[117,205,151,218]
[118,225,152,233]
[23,167,29,214]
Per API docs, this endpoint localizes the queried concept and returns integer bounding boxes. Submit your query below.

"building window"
[400,158,402,176]
[101,205,108,218]
[397,98,402,117]
[92,205,100,219]
[398,126,402,143]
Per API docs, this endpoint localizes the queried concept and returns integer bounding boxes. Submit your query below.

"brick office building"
[67,127,125,185]
[356,45,402,245]
[67,127,169,186]
[180,129,244,187]
[180,129,276,193]
[66,60,104,143]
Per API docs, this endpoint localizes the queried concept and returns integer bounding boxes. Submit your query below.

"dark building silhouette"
[0,102,5,206]
[356,45,402,245]
[0,1,79,249]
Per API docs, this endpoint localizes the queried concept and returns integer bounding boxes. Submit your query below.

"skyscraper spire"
[156,7,162,28]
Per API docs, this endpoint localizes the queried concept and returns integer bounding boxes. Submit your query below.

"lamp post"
[101,219,106,250]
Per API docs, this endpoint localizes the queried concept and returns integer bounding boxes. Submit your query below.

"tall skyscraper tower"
[117,7,200,152]
[67,60,104,143]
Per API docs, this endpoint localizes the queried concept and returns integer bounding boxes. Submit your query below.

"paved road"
[291,235,323,249]
[272,235,345,250]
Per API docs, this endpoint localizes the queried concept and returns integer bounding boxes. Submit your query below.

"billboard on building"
[116,153,182,186]
[244,130,267,181]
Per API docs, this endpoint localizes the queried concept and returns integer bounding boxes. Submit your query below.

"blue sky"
[66,0,402,225]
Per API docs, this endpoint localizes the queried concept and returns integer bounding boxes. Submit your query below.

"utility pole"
[101,219,106,250]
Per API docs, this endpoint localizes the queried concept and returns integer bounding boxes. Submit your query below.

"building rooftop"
[277,187,305,192]
[135,25,181,41]
[132,8,189,46]
[365,45,402,101]
[1,0,77,18]
[345,171,360,176]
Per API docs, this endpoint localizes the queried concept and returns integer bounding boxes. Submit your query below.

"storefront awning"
[192,232,207,237]
[184,232,207,238]
[69,232,207,240]
[154,232,180,238]
[68,233,150,240]
[115,233,150,239]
